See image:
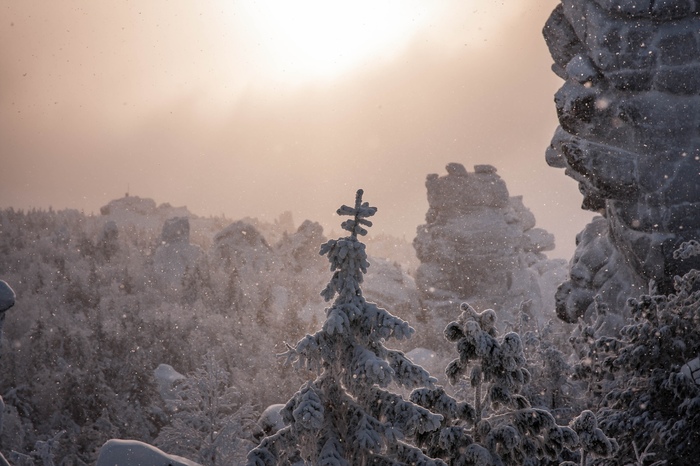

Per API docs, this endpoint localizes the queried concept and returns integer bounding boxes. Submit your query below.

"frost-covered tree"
[412,302,618,465]
[572,240,700,465]
[0,205,328,461]
[507,301,578,422]
[246,189,444,466]
[155,352,260,466]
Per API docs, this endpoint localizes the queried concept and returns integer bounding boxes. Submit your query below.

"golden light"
[233,0,441,83]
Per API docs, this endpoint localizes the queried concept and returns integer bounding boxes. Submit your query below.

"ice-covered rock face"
[543,0,700,324]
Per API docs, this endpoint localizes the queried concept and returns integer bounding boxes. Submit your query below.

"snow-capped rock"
[95,439,201,466]
[257,404,286,435]
[153,364,186,401]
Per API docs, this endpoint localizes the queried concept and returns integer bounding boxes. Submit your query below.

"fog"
[0,0,592,259]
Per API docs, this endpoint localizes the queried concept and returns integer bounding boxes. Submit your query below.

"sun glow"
[234,1,440,83]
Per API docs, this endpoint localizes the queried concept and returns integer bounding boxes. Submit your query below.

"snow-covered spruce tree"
[246,189,444,466]
[411,302,617,465]
[571,240,700,464]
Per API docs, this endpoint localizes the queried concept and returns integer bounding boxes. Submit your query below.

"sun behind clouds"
[232,0,441,83]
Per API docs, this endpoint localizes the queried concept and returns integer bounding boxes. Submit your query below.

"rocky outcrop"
[99,195,192,232]
[153,217,204,289]
[210,221,275,316]
[543,0,700,326]
[96,220,120,261]
[413,163,566,324]
[212,221,273,270]
[271,220,328,326]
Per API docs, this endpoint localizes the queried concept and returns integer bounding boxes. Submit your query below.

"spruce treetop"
[337,188,377,238]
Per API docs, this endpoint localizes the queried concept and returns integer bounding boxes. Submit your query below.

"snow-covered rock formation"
[100,195,191,230]
[413,163,566,324]
[153,217,204,288]
[271,220,327,327]
[543,0,700,325]
[210,220,275,317]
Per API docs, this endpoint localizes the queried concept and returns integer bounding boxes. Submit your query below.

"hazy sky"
[0,0,593,259]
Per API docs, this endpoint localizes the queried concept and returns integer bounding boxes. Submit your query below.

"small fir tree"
[246,189,444,466]
[411,302,618,465]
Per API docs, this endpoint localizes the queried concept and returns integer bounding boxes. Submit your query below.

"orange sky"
[0,0,593,259]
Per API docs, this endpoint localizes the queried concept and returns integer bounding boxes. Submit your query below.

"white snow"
[95,439,201,466]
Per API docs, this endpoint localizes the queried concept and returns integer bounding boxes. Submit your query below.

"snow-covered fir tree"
[571,240,700,465]
[411,302,618,465]
[246,189,444,466]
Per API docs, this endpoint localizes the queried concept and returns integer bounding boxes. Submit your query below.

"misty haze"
[2,0,700,465]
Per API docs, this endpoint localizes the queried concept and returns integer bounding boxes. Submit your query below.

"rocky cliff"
[543,0,700,326]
